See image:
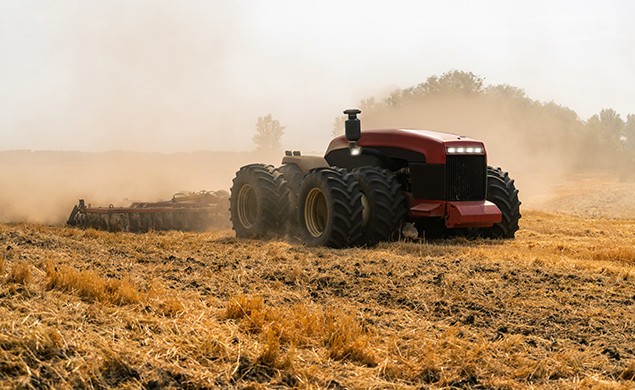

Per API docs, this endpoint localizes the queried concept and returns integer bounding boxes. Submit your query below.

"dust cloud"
[359,94,635,216]
[0,2,279,224]
[3,95,634,224]
[0,150,286,224]
[1,2,632,224]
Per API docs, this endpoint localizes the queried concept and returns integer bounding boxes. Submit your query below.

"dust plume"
[357,80,635,217]
[1,0,632,225]
[0,2,281,224]
[0,151,279,224]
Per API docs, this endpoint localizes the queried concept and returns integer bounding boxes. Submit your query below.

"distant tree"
[384,70,484,108]
[581,108,627,169]
[625,114,635,154]
[586,109,624,151]
[600,108,625,142]
[331,116,345,137]
[485,84,529,102]
[359,97,378,113]
[253,114,285,152]
[385,88,406,108]
[413,70,484,97]
[336,69,634,173]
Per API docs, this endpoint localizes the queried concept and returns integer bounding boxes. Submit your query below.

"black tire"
[279,164,306,200]
[352,167,407,246]
[298,168,363,248]
[278,164,307,235]
[385,170,409,241]
[479,166,521,238]
[230,164,289,239]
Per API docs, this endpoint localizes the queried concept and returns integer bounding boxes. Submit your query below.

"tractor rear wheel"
[298,168,363,248]
[479,166,521,238]
[279,164,307,236]
[279,164,306,200]
[230,164,289,238]
[352,167,407,246]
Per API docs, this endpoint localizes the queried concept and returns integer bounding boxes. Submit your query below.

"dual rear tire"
[230,164,407,248]
[294,167,406,248]
[297,168,364,248]
[230,164,289,239]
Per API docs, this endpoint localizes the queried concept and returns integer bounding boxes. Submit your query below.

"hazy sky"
[1,0,633,152]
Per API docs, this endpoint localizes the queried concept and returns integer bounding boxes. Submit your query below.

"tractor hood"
[325,128,485,164]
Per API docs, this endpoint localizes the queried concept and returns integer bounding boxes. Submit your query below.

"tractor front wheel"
[479,166,521,238]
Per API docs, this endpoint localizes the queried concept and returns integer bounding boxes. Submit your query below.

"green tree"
[253,114,285,152]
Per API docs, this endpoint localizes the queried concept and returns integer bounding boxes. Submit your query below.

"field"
[0,162,634,389]
[1,205,634,388]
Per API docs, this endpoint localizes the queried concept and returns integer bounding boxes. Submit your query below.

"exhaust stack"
[343,108,362,155]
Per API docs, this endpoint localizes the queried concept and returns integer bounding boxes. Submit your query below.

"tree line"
[253,70,634,174]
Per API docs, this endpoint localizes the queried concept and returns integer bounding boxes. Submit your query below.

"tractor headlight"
[446,146,484,155]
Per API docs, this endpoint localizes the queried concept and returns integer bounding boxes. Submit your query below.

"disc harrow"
[67,190,230,232]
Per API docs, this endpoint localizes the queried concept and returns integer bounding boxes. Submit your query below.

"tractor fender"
[281,155,329,173]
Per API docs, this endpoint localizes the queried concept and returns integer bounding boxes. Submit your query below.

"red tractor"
[230,109,520,247]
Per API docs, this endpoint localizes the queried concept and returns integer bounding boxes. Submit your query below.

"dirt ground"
[530,173,635,219]
[0,154,634,388]
[0,208,634,388]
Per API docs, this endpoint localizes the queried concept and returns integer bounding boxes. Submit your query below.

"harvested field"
[0,210,634,388]
[528,173,635,220]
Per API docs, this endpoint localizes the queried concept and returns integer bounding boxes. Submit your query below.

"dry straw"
[0,210,633,388]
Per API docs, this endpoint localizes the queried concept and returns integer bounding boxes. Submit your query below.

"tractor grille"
[446,155,486,201]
